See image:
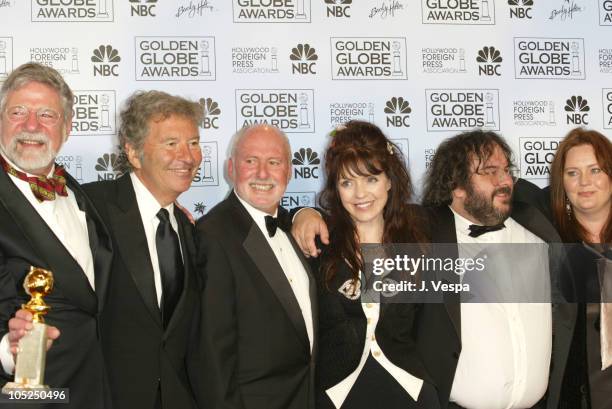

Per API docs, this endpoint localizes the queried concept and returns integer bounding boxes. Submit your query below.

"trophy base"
[2,382,49,394]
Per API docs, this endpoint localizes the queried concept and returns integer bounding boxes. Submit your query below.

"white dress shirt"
[0,153,94,374]
[235,191,314,351]
[326,296,423,408]
[130,172,182,307]
[449,208,552,409]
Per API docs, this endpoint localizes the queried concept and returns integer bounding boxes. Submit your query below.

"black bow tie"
[468,223,506,238]
[265,211,291,238]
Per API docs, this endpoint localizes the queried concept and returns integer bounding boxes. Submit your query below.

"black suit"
[427,203,576,409]
[83,174,202,409]
[0,165,113,409]
[194,192,317,409]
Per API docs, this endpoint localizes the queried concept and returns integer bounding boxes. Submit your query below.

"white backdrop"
[1,0,611,216]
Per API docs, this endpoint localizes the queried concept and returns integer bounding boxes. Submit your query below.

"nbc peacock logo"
[291,44,318,75]
[325,0,351,18]
[92,45,120,76]
[384,97,412,127]
[477,46,502,76]
[508,0,533,19]
[292,148,320,179]
[565,95,589,125]
[95,153,123,180]
[199,97,221,129]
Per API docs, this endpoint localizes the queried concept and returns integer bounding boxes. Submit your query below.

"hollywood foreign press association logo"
[508,0,533,19]
[135,37,216,81]
[331,37,407,80]
[129,0,157,17]
[422,47,467,74]
[232,46,279,74]
[32,0,114,22]
[192,142,219,186]
[281,192,316,210]
[233,0,311,23]
[565,95,589,125]
[325,0,351,18]
[72,90,117,135]
[422,0,495,25]
[92,45,120,77]
[199,97,221,129]
[95,153,124,181]
[329,102,375,126]
[30,47,79,75]
[514,38,585,80]
[291,44,318,75]
[292,148,320,179]
[0,38,13,81]
[513,100,556,127]
[56,154,85,182]
[235,89,315,133]
[384,97,411,127]
[425,89,500,132]
[477,46,502,76]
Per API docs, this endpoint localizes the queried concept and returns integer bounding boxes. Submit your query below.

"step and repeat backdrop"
[1,0,611,216]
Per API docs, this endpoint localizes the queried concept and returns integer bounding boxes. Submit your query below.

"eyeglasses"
[474,166,520,183]
[4,105,62,126]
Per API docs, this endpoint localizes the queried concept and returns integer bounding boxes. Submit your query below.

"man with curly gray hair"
[84,90,204,409]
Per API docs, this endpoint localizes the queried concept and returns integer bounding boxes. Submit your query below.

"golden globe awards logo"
[32,0,114,21]
[290,43,317,75]
[603,89,612,128]
[56,154,85,182]
[564,95,589,125]
[421,0,495,24]
[477,46,502,76]
[129,0,157,17]
[422,47,466,73]
[425,89,500,131]
[384,97,411,127]
[235,89,315,132]
[281,191,316,209]
[0,38,13,81]
[199,97,221,129]
[192,142,219,186]
[513,100,556,126]
[514,38,585,79]
[72,90,116,135]
[232,46,279,74]
[519,138,561,180]
[329,101,374,127]
[331,37,407,80]
[30,46,80,75]
[135,37,216,81]
[233,0,311,22]
[95,152,123,180]
[292,148,320,179]
[325,0,350,18]
[508,0,532,19]
[600,0,612,24]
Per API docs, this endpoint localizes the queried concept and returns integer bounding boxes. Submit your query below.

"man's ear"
[126,143,142,170]
[227,158,234,182]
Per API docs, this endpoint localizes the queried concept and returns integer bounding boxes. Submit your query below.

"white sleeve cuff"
[0,333,15,375]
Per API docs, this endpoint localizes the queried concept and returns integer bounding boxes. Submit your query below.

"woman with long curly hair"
[313,121,439,409]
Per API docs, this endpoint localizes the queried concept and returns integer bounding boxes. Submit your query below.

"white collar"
[130,172,174,221]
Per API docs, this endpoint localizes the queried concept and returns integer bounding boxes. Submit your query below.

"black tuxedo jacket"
[194,192,317,409]
[0,165,113,409]
[83,174,202,409]
[427,203,576,409]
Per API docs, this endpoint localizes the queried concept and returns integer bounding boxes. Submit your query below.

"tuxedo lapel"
[69,174,112,312]
[511,201,561,243]
[229,194,310,351]
[108,175,162,328]
[0,167,97,314]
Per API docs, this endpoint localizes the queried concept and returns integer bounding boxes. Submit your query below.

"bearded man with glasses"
[0,62,113,409]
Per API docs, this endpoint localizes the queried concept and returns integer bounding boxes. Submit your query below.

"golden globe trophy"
[2,267,54,393]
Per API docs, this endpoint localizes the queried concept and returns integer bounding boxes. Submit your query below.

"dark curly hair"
[319,121,428,286]
[421,129,514,206]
